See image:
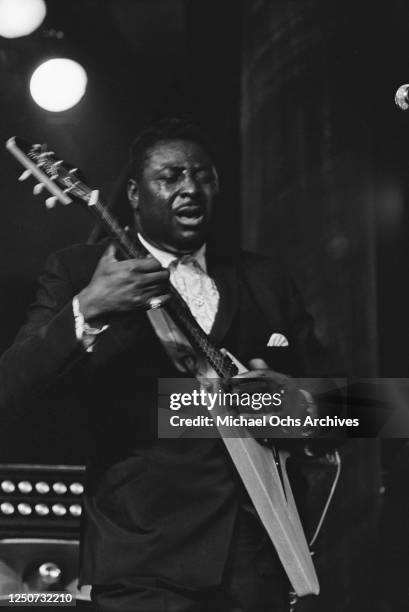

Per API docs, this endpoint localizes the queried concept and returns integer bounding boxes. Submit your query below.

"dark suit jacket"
[0,241,327,588]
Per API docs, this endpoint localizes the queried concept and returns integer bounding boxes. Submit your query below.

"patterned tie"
[169,255,219,334]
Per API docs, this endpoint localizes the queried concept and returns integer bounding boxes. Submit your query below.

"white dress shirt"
[138,233,219,334]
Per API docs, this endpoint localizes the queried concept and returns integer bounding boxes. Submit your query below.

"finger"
[233,369,272,380]
[242,366,287,379]
[143,284,172,299]
[101,243,118,262]
[248,358,269,370]
[235,369,287,381]
[128,257,165,272]
[138,270,170,286]
[229,376,272,395]
[144,293,172,310]
[109,258,164,275]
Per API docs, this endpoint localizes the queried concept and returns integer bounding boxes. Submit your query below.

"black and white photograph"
[0,1,409,610]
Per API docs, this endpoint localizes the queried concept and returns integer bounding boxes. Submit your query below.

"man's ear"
[127,179,139,211]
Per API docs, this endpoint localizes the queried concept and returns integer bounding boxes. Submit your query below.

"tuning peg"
[68,168,78,175]
[63,185,76,195]
[45,196,58,209]
[38,150,55,158]
[51,161,62,175]
[18,169,31,181]
[33,183,44,195]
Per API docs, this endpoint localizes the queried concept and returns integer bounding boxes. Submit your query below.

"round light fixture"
[29,58,88,112]
[0,0,46,39]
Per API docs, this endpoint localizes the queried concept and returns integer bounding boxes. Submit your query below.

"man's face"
[128,139,218,254]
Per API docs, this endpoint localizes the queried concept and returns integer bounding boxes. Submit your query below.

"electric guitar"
[6,136,319,598]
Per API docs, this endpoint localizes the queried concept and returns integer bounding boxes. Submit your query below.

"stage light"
[0,0,46,39]
[69,482,84,495]
[29,58,88,112]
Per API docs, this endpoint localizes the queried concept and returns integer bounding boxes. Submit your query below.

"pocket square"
[267,333,289,347]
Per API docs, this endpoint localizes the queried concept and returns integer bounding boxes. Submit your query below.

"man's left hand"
[230,358,298,401]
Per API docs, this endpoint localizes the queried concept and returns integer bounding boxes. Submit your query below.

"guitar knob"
[33,183,44,195]
[45,196,58,209]
[18,169,31,181]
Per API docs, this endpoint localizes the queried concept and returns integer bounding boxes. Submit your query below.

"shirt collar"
[137,232,207,272]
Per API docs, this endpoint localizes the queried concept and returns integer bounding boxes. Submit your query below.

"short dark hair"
[129,117,215,179]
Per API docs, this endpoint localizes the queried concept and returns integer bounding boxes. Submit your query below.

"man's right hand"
[77,244,171,321]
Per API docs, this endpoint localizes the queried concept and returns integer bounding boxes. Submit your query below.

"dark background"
[1,1,409,609]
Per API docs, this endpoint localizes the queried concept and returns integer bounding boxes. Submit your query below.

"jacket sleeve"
[0,245,154,417]
[0,251,88,413]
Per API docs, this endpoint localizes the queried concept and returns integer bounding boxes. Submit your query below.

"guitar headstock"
[5,137,92,209]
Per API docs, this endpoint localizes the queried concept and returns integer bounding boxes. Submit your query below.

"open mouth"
[174,206,205,227]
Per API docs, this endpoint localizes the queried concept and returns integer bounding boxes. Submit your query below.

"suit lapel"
[206,250,239,346]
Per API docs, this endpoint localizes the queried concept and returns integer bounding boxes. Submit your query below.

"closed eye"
[195,169,215,183]
[158,172,181,184]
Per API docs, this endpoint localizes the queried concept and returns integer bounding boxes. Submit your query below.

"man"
[0,118,328,611]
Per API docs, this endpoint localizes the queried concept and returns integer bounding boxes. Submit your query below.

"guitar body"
[195,351,319,597]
